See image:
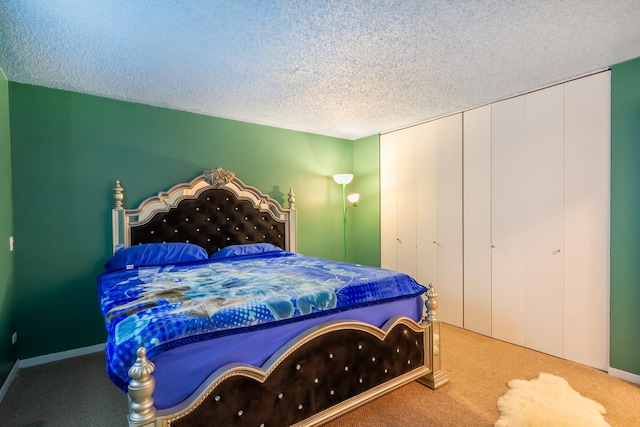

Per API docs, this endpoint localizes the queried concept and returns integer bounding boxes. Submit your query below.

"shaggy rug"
[495,373,610,427]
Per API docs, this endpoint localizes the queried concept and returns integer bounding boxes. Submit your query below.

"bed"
[100,167,449,427]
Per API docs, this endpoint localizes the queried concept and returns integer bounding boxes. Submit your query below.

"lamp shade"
[347,193,360,204]
[333,174,354,185]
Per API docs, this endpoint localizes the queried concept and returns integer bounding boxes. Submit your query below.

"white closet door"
[436,114,464,327]
[463,105,492,336]
[380,132,398,270]
[523,85,565,358]
[416,121,438,287]
[563,71,610,370]
[491,97,527,346]
[395,126,418,277]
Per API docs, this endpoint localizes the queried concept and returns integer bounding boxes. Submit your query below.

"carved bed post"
[418,283,450,389]
[128,347,157,427]
[287,188,297,253]
[288,188,295,209]
[112,180,127,254]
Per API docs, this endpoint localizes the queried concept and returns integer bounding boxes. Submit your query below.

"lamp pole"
[333,173,356,263]
[341,183,348,262]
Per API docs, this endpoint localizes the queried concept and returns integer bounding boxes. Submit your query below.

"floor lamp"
[333,174,360,262]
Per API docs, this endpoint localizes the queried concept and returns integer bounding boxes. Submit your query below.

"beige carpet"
[0,324,638,426]
[325,324,640,427]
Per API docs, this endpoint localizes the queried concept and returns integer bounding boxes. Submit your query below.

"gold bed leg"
[128,347,157,426]
[418,283,450,389]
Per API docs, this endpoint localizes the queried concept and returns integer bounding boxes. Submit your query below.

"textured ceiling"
[1,1,640,140]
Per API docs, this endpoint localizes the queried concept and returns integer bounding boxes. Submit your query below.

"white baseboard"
[608,367,640,385]
[19,343,105,368]
[0,360,19,404]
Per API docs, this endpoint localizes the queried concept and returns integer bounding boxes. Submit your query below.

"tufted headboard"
[111,168,296,256]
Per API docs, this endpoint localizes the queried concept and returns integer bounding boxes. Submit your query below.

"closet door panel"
[463,106,492,336]
[491,97,526,346]
[380,132,398,270]
[395,127,418,277]
[523,85,565,358]
[416,121,438,286]
[436,114,463,327]
[564,71,610,369]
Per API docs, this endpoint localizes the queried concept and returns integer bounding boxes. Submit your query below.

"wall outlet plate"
[11,332,17,345]
[9,236,13,252]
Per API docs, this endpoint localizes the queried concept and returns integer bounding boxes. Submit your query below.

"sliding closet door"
[563,71,610,370]
[523,85,565,358]
[491,96,526,346]
[381,114,464,328]
[380,132,398,270]
[435,114,463,327]
[380,127,418,276]
[395,127,418,277]
[482,74,609,365]
[416,121,438,286]
[463,105,492,336]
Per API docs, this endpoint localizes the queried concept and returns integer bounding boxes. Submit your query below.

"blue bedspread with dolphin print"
[98,250,426,391]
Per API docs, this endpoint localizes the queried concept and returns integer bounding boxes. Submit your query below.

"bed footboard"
[127,284,448,427]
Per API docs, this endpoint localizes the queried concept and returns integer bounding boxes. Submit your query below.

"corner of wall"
[351,134,381,267]
[0,63,18,385]
[609,56,640,377]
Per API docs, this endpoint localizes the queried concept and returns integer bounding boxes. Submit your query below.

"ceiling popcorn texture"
[1,0,640,140]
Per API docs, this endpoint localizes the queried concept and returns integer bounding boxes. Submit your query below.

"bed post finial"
[113,180,124,209]
[288,188,296,209]
[425,283,438,323]
[127,347,156,426]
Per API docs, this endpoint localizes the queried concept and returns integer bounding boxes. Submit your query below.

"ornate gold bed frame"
[112,167,297,256]
[110,168,449,427]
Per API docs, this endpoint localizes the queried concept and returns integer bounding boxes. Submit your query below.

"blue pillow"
[209,243,284,260]
[105,243,208,272]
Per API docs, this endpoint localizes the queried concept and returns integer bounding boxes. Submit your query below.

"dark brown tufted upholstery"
[130,188,286,256]
[170,323,425,427]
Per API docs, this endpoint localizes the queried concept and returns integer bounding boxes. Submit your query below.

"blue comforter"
[98,251,426,390]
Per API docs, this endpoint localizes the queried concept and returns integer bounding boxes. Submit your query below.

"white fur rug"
[495,373,610,427]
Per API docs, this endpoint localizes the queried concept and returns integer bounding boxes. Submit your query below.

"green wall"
[610,57,640,376]
[351,134,381,267]
[0,67,16,382]
[8,83,356,359]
